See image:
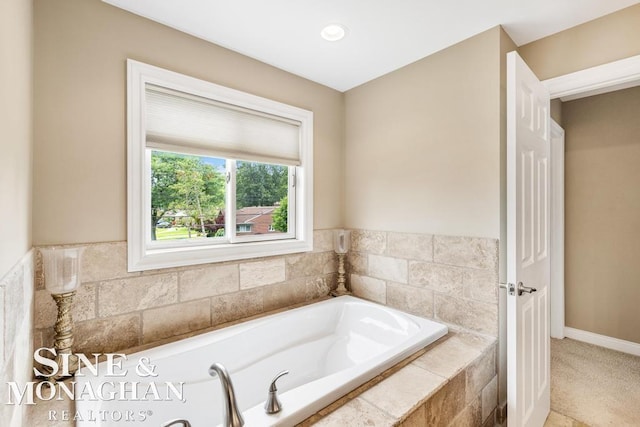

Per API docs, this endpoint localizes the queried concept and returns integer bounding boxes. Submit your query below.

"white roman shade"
[145,85,302,165]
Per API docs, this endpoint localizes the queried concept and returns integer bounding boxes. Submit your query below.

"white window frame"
[127,60,313,272]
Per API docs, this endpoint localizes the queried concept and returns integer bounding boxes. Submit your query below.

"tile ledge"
[302,330,495,426]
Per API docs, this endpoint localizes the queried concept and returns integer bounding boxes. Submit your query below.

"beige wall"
[33,0,344,246]
[0,0,32,277]
[519,3,640,80]
[0,2,34,425]
[563,86,640,344]
[344,27,503,239]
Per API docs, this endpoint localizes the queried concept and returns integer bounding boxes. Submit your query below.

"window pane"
[150,151,226,241]
[236,161,289,235]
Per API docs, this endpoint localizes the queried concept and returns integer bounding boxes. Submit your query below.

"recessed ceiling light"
[320,24,347,42]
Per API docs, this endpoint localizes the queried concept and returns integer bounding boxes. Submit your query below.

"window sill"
[128,237,313,272]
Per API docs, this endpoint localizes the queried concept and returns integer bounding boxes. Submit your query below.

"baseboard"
[564,327,640,357]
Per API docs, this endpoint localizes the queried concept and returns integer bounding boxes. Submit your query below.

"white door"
[506,51,551,427]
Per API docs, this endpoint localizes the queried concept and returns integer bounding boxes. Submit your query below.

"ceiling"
[102,0,640,92]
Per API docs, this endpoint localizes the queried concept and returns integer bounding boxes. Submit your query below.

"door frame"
[549,120,564,339]
[541,53,640,337]
[500,53,640,423]
[543,54,640,102]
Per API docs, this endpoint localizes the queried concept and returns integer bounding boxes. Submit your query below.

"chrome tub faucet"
[209,362,245,427]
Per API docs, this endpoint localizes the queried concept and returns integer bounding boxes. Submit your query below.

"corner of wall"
[338,90,347,229]
[0,0,34,422]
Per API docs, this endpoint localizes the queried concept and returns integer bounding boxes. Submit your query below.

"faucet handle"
[265,370,289,414]
[268,370,289,392]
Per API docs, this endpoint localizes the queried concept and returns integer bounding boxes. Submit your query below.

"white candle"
[334,229,351,254]
[41,247,85,294]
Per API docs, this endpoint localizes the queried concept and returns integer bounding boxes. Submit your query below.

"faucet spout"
[209,363,244,427]
[161,420,191,427]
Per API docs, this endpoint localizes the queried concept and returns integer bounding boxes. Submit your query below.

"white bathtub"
[74,296,447,426]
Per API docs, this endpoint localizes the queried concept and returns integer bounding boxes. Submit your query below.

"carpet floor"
[549,338,640,426]
[544,410,589,427]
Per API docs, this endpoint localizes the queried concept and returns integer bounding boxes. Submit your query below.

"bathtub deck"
[299,329,497,426]
[25,299,497,427]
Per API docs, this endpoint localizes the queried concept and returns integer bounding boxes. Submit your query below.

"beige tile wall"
[33,228,498,360]
[33,230,337,355]
[0,251,34,426]
[348,230,499,337]
[29,229,499,425]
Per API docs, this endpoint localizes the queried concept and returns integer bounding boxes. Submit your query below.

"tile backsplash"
[33,229,499,359]
[348,230,499,337]
[33,230,337,355]
[0,250,34,426]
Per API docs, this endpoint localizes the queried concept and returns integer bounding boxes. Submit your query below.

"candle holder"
[40,246,85,380]
[331,229,351,297]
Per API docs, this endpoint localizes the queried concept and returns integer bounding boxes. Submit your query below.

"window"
[237,224,252,233]
[127,60,313,271]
